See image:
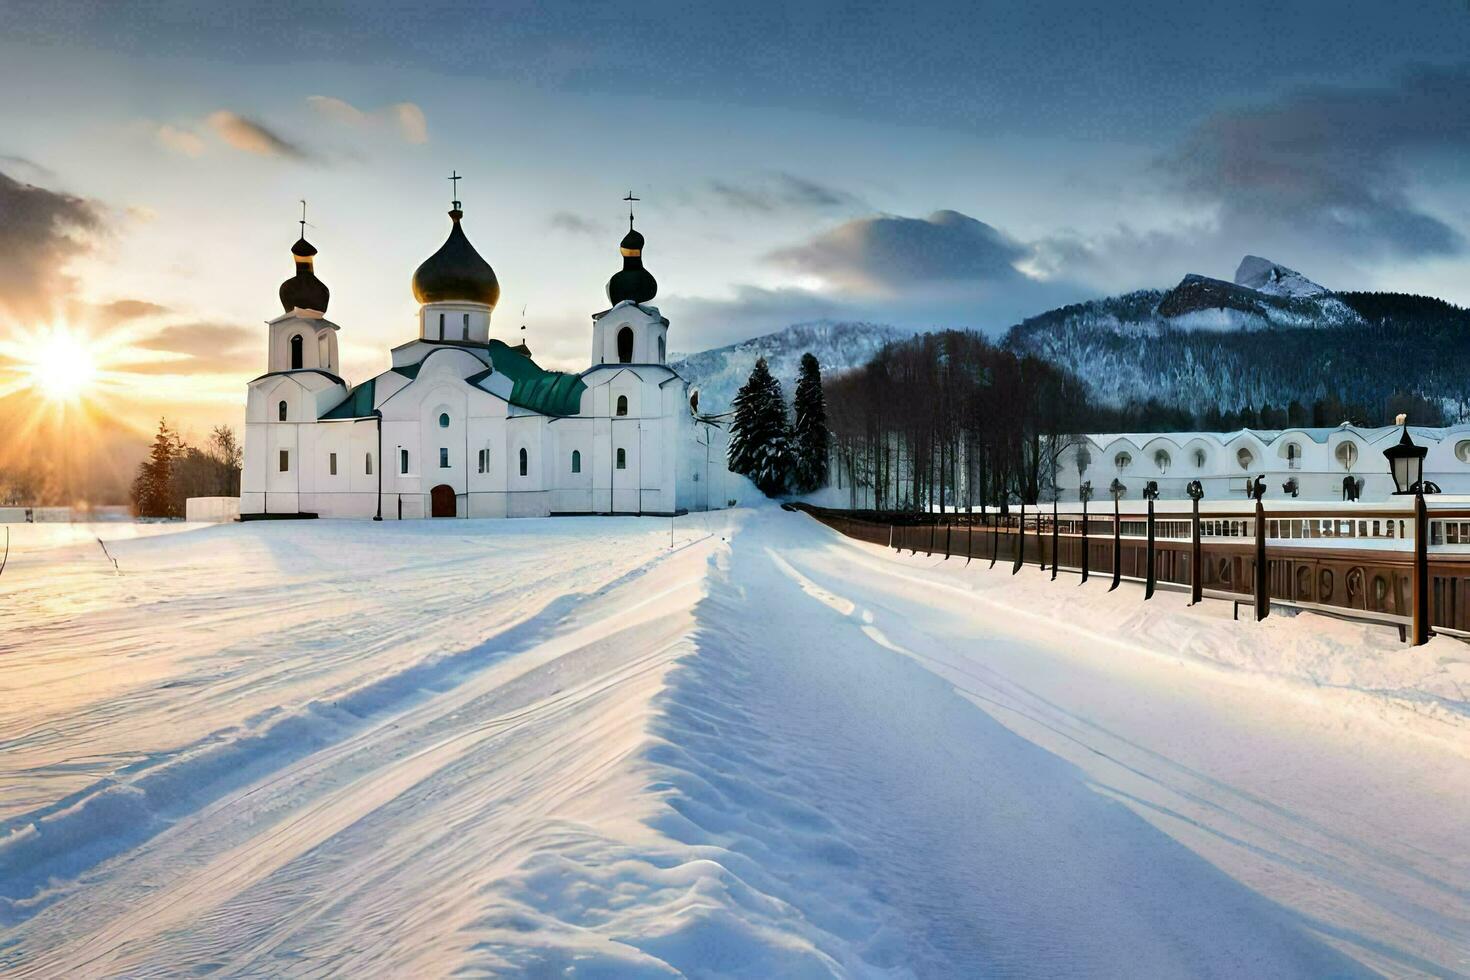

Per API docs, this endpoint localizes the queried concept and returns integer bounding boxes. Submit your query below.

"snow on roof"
[1084,423,1470,450]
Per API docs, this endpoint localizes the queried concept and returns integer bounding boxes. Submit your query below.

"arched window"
[1153,449,1170,473]
[1192,448,1206,468]
[365,453,373,475]
[616,447,627,470]
[290,334,303,370]
[1285,442,1301,469]
[571,450,581,473]
[519,447,528,476]
[400,449,409,474]
[1455,440,1470,464]
[318,333,330,369]
[438,312,445,339]
[616,395,628,417]
[657,335,666,362]
[1114,452,1131,472]
[438,412,450,428]
[462,313,470,339]
[1236,447,1254,470]
[617,326,634,363]
[277,400,287,422]
[1336,441,1359,470]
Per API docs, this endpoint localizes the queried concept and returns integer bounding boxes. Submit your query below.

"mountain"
[1233,255,1328,298]
[670,321,908,413]
[1004,256,1470,423]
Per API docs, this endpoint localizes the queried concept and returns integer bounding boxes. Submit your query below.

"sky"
[3,0,1470,437]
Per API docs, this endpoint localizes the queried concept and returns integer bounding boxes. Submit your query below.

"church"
[240,189,729,520]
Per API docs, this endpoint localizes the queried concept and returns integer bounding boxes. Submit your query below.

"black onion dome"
[412,209,500,308]
[279,237,329,313]
[607,226,657,305]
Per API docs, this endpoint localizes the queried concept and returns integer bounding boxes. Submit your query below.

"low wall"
[186,497,241,523]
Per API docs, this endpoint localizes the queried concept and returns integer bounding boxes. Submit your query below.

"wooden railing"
[792,498,1470,646]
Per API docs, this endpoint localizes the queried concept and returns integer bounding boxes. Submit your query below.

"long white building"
[241,196,728,519]
[1056,424,1470,502]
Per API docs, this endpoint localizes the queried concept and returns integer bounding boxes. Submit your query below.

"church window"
[438,312,445,339]
[279,450,289,472]
[616,395,628,417]
[478,449,488,473]
[439,412,450,428]
[658,336,665,362]
[440,447,449,468]
[571,450,581,473]
[1285,442,1301,469]
[1192,448,1206,468]
[616,447,627,470]
[1337,442,1359,469]
[519,448,528,476]
[329,452,337,476]
[400,449,409,474]
[617,326,634,363]
[1236,447,1254,469]
[1114,452,1131,472]
[1153,450,1170,473]
[462,313,470,339]
[278,400,287,421]
[290,334,303,370]
[366,453,373,475]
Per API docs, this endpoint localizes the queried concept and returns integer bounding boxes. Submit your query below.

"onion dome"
[279,237,330,314]
[606,225,657,305]
[412,208,500,308]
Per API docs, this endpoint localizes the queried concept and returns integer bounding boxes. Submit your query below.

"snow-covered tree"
[729,357,793,496]
[791,353,829,494]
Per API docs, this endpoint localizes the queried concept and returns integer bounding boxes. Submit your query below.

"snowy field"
[1,511,1467,976]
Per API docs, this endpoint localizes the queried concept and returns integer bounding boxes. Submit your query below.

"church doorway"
[430,484,456,518]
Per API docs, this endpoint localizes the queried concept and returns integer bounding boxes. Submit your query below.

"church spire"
[279,200,330,314]
[606,192,657,306]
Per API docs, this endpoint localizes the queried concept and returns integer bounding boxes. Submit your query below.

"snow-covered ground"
[1,512,1466,976]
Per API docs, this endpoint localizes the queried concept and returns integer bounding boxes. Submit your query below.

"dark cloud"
[133,322,258,374]
[766,210,1028,293]
[0,169,104,320]
[1161,63,1470,260]
[206,110,311,160]
[548,211,604,236]
[706,172,861,214]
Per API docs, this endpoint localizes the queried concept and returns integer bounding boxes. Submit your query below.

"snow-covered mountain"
[670,321,907,413]
[1004,256,1470,417]
[1233,255,1329,298]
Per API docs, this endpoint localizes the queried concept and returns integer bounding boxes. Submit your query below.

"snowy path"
[0,512,1466,976]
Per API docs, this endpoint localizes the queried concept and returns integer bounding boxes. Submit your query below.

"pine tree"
[130,418,183,517]
[791,352,829,493]
[728,357,793,496]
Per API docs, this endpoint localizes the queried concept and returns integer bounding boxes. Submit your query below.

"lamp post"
[1143,480,1159,599]
[1079,480,1092,583]
[1384,415,1431,645]
[1186,479,1204,605]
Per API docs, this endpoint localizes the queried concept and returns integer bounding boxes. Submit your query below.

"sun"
[25,326,98,401]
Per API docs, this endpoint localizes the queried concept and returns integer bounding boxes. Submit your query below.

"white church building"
[240,193,729,520]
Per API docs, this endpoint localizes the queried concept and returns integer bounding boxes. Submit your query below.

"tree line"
[727,352,829,496]
[130,419,242,518]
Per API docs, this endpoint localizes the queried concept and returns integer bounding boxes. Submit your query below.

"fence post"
[990,510,998,568]
[944,520,952,560]
[1145,496,1156,600]
[1254,498,1269,621]
[1013,502,1025,574]
[1190,496,1202,605]
[1051,497,1059,581]
[1413,492,1429,645]
[1037,503,1047,571]
[1080,495,1090,583]
[1110,497,1121,592]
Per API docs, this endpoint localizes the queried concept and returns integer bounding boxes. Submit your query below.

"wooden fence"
[793,498,1470,646]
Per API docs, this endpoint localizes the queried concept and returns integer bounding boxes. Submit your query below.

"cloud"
[156,124,206,157]
[131,322,258,375]
[1160,63,1470,260]
[0,168,105,321]
[93,299,170,325]
[307,96,428,144]
[206,111,310,160]
[0,155,54,179]
[706,172,862,214]
[549,211,604,236]
[766,209,1029,294]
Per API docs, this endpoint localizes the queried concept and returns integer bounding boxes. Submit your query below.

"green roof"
[320,378,376,420]
[321,341,585,420]
[478,339,586,416]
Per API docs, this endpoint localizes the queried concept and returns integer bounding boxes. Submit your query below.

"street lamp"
[1383,414,1428,495]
